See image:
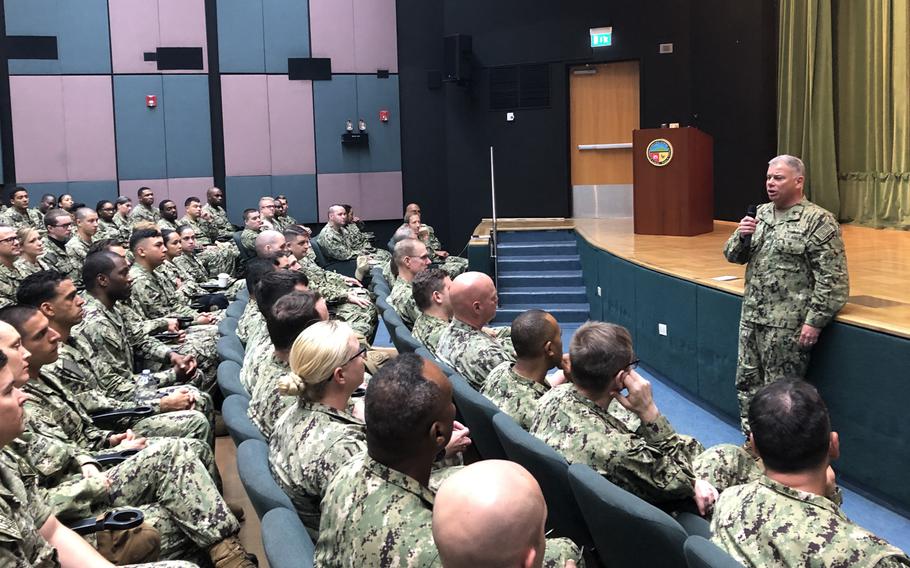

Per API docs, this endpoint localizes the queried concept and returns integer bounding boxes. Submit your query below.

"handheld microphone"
[742,204,757,248]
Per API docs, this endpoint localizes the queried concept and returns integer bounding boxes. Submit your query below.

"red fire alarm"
[146,95,157,108]
[379,110,390,122]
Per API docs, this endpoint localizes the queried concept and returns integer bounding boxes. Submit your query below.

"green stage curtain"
[778,0,910,228]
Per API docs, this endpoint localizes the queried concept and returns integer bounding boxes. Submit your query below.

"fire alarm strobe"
[146,95,157,108]
[379,110,390,122]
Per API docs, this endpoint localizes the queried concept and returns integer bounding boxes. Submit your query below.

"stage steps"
[493,230,590,326]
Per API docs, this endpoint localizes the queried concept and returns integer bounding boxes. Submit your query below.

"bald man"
[316,204,391,265]
[433,460,581,568]
[436,271,516,389]
[387,238,431,329]
[254,230,287,259]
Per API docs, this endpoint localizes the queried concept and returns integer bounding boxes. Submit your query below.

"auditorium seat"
[683,536,743,568]
[375,295,392,314]
[392,325,422,353]
[222,395,265,445]
[373,279,391,298]
[380,306,405,339]
[217,334,245,364]
[261,508,315,568]
[415,346,458,377]
[449,379,506,460]
[236,439,295,519]
[567,463,689,568]
[492,413,593,549]
[218,316,239,337]
[675,512,712,539]
[217,360,248,399]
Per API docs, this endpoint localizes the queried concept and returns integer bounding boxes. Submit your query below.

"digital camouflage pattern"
[268,401,366,538]
[128,203,160,225]
[96,217,122,243]
[480,362,550,431]
[315,454,441,568]
[246,352,292,439]
[724,198,849,433]
[157,218,177,232]
[13,257,49,278]
[436,318,515,389]
[235,300,259,346]
[1,208,44,235]
[0,263,24,308]
[388,276,421,329]
[296,256,377,338]
[0,446,60,568]
[63,237,91,288]
[411,314,447,356]
[199,204,235,241]
[712,476,910,568]
[239,318,270,392]
[112,212,133,244]
[40,237,80,287]
[315,225,357,261]
[238,229,258,253]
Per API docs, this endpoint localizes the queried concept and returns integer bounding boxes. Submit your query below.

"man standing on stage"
[723,154,848,436]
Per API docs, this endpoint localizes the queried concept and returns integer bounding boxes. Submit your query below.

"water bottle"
[135,369,158,404]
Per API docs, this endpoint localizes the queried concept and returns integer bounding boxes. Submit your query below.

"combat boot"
[208,535,258,568]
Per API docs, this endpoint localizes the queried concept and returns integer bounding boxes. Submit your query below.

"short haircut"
[245,257,277,296]
[40,193,55,203]
[412,268,448,311]
[129,227,160,251]
[242,208,258,221]
[11,187,27,199]
[87,238,122,256]
[511,309,556,359]
[74,207,95,221]
[393,238,421,268]
[256,269,309,312]
[392,226,413,245]
[184,196,201,206]
[749,379,831,472]
[270,249,296,265]
[115,196,131,206]
[365,353,442,456]
[43,208,71,228]
[176,224,194,236]
[17,270,68,307]
[160,228,177,244]
[341,204,352,214]
[83,251,120,292]
[71,202,86,211]
[768,154,805,177]
[158,199,175,213]
[282,224,309,240]
[568,321,633,393]
[0,305,39,335]
[95,200,114,213]
[137,186,152,197]
[265,290,322,351]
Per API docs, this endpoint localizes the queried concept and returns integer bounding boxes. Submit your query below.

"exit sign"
[590,27,613,48]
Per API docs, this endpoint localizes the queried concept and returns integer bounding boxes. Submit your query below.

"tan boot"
[208,535,257,568]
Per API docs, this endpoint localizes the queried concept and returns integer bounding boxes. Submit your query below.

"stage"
[473,217,910,339]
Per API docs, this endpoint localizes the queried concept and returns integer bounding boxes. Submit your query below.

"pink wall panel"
[221,75,271,177]
[109,0,161,74]
[359,171,402,220]
[62,76,117,182]
[10,76,67,183]
[119,179,169,202]
[267,76,315,176]
[309,0,356,73]
[167,177,214,216]
[353,0,399,73]
[317,173,361,221]
[157,0,208,73]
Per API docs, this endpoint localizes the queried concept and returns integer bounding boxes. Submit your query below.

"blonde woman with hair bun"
[268,319,368,537]
[14,227,48,276]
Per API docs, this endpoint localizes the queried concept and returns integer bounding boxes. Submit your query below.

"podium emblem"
[646,138,673,167]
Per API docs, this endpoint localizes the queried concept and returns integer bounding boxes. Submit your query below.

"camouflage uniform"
[1,207,44,235]
[316,224,391,263]
[412,313,448,356]
[315,454,440,567]
[296,255,377,339]
[239,229,259,252]
[179,215,211,245]
[269,401,365,538]
[13,257,50,278]
[40,237,80,285]
[161,259,206,304]
[246,351,292,439]
[64,237,92,288]
[129,203,160,225]
[96,217,122,242]
[436,318,516,389]
[157,218,178,232]
[174,251,244,300]
[724,198,849,433]
[0,448,198,567]
[712,476,910,567]
[239,326,272,394]
[480,362,550,430]
[530,384,756,505]
[388,276,421,329]
[236,300,259,346]
[0,262,24,308]
[199,204,235,240]
[112,212,133,244]
[56,333,215,445]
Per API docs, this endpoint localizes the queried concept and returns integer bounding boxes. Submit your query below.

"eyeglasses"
[627,358,640,371]
[55,222,73,229]
[346,346,367,364]
[0,236,19,245]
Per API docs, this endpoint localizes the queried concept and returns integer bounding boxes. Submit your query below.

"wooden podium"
[632,127,714,236]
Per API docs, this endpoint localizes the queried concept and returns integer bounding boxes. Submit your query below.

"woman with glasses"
[14,227,48,277]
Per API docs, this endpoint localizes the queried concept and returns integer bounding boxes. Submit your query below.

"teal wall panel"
[575,234,601,320]
[271,174,317,223]
[355,75,401,172]
[113,75,167,180]
[599,254,636,339]
[313,75,362,174]
[67,180,118,206]
[217,0,266,72]
[694,286,741,419]
[162,75,213,179]
[225,175,271,226]
[263,0,310,73]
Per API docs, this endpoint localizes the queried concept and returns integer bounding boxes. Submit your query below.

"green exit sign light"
[590,27,613,48]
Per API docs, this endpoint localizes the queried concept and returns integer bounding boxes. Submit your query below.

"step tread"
[499,270,583,277]
[500,286,587,293]
[498,303,591,310]
[498,242,577,249]
[499,255,580,262]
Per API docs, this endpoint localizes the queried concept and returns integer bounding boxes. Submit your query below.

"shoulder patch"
[811,222,837,245]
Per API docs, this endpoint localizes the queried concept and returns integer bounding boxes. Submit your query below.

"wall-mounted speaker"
[443,34,472,85]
